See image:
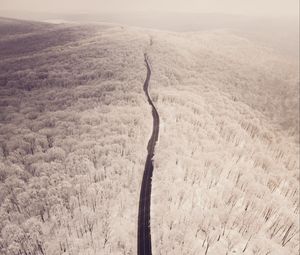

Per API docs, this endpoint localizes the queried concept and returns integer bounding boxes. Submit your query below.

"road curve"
[137,53,160,255]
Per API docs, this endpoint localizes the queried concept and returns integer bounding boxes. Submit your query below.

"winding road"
[137,53,160,255]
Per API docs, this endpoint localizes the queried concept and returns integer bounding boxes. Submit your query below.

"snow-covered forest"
[0,18,152,254]
[149,31,299,254]
[0,16,299,255]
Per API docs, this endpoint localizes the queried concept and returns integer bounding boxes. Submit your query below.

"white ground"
[0,18,298,255]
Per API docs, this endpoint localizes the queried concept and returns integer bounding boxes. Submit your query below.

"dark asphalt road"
[137,53,160,255]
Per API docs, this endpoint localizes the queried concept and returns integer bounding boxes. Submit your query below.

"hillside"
[149,30,299,254]
[0,18,152,255]
[0,18,299,255]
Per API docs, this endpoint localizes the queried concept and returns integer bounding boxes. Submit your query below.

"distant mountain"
[1,11,298,58]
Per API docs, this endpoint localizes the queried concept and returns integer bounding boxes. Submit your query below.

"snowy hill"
[0,19,152,255]
[148,30,299,255]
[0,18,298,255]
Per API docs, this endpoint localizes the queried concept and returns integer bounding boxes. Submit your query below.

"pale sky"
[0,0,299,16]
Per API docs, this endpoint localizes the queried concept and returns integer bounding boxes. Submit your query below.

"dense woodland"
[149,31,299,254]
[0,18,299,255]
[0,19,152,255]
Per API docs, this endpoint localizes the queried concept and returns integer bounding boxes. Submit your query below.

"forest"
[0,17,299,255]
[148,30,299,254]
[0,18,152,255]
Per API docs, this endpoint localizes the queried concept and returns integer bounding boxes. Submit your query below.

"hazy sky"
[0,0,299,16]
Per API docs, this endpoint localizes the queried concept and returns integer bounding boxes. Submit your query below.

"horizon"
[0,0,299,18]
[0,9,299,19]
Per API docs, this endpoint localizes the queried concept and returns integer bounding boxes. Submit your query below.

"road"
[137,53,160,255]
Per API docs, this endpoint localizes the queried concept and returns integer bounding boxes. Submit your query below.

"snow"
[0,17,298,255]
[149,30,299,254]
